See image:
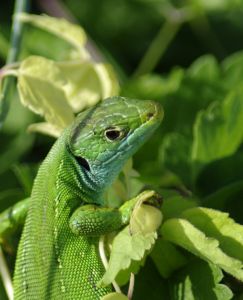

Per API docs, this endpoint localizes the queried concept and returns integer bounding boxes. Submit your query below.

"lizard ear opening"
[75,156,91,172]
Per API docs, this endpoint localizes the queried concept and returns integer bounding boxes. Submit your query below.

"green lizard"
[0,96,163,299]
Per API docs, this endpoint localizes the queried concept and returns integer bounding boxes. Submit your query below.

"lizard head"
[68,96,163,193]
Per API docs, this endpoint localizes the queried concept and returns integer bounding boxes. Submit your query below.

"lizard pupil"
[105,129,121,141]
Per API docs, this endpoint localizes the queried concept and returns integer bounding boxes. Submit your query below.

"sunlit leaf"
[100,191,162,287]
[161,218,243,281]
[58,61,119,112]
[28,122,61,138]
[99,226,157,287]
[101,292,129,300]
[18,13,88,57]
[17,56,74,131]
[182,207,243,261]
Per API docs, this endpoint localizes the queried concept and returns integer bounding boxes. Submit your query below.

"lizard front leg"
[69,191,161,236]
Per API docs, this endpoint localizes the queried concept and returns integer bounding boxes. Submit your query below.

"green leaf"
[58,61,119,112]
[101,292,129,300]
[0,132,34,176]
[196,152,243,197]
[100,194,162,287]
[130,204,162,235]
[222,51,243,88]
[159,133,193,186]
[100,226,157,287]
[151,239,187,278]
[161,218,243,281]
[188,55,220,81]
[18,13,88,57]
[192,87,243,173]
[182,207,243,261]
[170,259,233,300]
[202,179,243,210]
[17,56,74,133]
[162,195,198,221]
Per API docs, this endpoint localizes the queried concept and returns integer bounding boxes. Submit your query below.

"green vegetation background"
[1,0,243,299]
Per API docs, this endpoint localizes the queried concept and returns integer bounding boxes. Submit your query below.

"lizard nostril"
[146,112,154,121]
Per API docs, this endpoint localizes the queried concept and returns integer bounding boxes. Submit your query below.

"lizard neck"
[52,129,104,206]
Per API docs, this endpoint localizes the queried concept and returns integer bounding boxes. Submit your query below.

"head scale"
[68,96,163,193]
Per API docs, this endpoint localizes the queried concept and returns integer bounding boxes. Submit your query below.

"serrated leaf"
[100,226,157,287]
[100,194,162,287]
[182,207,243,261]
[58,61,119,112]
[192,87,243,173]
[18,13,88,57]
[17,56,74,131]
[161,218,243,281]
[101,292,129,300]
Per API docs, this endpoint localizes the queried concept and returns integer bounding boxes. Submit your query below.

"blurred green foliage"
[1,0,243,299]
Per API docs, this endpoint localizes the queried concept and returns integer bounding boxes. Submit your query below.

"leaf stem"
[0,0,30,127]
[127,273,135,300]
[0,246,13,300]
[133,5,195,77]
[99,235,122,294]
[133,19,181,77]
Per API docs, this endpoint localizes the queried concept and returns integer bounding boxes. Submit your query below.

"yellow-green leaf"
[101,292,129,300]
[18,13,88,57]
[28,122,61,138]
[17,56,74,131]
[58,61,119,112]
[182,207,243,261]
[99,191,162,287]
[161,218,243,281]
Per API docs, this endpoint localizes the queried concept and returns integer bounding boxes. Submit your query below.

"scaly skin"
[13,96,163,299]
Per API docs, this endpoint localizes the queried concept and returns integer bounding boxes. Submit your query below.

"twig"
[133,19,181,77]
[98,235,122,293]
[133,5,194,77]
[0,0,30,127]
[0,246,13,300]
[127,273,135,300]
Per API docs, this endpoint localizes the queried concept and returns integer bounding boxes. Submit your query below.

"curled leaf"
[18,13,88,57]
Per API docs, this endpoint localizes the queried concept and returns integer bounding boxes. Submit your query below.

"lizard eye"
[105,127,123,141]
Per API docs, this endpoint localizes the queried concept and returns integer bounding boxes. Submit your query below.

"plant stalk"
[0,246,13,300]
[133,19,181,77]
[0,0,30,127]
